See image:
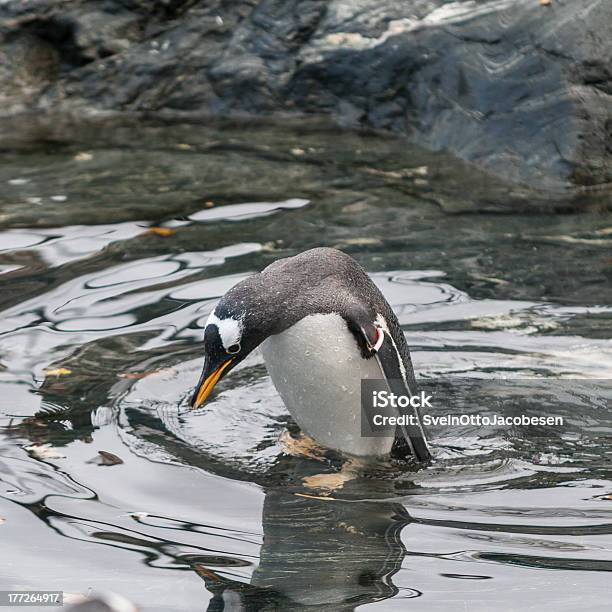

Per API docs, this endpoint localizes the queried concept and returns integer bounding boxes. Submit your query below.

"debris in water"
[87,451,124,466]
[362,165,429,180]
[128,511,150,520]
[146,227,176,237]
[74,152,93,162]
[593,493,612,501]
[470,273,510,286]
[44,367,72,376]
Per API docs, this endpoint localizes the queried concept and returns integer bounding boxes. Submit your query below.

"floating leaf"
[146,227,177,237]
[193,564,222,582]
[98,451,124,466]
[87,450,124,466]
[44,367,72,376]
[129,511,150,519]
[470,273,510,286]
[362,165,428,179]
[146,226,177,237]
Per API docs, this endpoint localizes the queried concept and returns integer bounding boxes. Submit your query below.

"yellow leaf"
[44,367,72,376]
[147,227,176,237]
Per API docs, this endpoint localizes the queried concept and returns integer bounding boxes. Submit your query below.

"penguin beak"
[191,358,234,409]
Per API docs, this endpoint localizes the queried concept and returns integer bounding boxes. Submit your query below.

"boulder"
[1,0,610,197]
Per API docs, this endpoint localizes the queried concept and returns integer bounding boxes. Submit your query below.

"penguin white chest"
[260,312,394,457]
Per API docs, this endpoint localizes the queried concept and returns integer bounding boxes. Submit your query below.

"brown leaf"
[97,451,124,466]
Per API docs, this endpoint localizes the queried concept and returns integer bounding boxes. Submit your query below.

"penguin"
[191,247,430,462]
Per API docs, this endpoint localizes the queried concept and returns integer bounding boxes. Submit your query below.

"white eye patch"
[205,311,243,351]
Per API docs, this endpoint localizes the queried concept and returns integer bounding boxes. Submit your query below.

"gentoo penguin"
[191,247,430,462]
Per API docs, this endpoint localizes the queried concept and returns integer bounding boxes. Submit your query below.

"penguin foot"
[279,430,328,461]
[301,458,364,494]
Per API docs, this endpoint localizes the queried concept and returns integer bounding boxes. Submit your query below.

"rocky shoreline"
[1,0,611,200]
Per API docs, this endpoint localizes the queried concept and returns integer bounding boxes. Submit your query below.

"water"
[0,116,611,611]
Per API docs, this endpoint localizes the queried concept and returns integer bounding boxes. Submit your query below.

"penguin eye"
[226,343,241,355]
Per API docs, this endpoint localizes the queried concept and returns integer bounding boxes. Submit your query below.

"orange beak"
[191,358,233,409]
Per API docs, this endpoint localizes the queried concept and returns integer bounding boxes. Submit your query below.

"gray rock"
[1,0,610,196]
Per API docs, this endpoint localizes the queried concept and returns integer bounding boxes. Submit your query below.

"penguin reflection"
[198,488,415,611]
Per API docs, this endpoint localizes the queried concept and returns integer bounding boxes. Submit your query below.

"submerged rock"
[1,0,610,196]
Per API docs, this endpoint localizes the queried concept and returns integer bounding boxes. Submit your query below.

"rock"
[1,0,610,197]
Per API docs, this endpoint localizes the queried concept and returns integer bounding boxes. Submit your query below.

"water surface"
[1,117,611,611]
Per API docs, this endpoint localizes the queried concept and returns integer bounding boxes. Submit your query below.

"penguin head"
[190,277,280,409]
